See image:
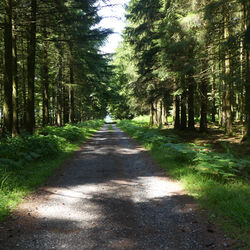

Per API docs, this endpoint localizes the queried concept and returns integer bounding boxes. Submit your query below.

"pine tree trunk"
[181,91,187,130]
[159,99,163,126]
[21,34,26,128]
[150,101,157,125]
[188,76,195,130]
[52,88,56,125]
[211,64,216,122]
[162,101,167,125]
[12,21,19,136]
[200,63,208,132]
[223,11,233,135]
[57,51,63,126]
[244,3,250,136]
[173,81,180,129]
[3,0,13,135]
[26,0,37,134]
[155,100,161,126]
[42,29,49,127]
[63,85,69,124]
[237,18,244,121]
[150,102,154,125]
[69,62,74,124]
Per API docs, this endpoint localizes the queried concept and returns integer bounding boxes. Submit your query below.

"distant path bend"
[0,125,227,249]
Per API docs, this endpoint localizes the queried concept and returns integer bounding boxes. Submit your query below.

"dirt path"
[0,125,231,249]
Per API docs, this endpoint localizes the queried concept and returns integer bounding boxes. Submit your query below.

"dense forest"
[1,0,250,137]
[0,0,111,136]
[109,0,250,137]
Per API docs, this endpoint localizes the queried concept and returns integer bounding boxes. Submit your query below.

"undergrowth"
[0,120,104,221]
[118,117,250,246]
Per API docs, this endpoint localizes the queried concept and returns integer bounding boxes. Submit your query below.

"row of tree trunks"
[149,99,167,126]
[173,77,196,131]
[1,0,83,136]
[55,44,75,127]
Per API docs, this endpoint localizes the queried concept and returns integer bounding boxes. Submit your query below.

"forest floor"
[174,123,246,153]
[0,124,237,250]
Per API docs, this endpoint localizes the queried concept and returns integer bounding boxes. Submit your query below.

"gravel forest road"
[0,125,230,250]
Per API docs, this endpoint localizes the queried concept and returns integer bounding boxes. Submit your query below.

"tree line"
[109,0,250,136]
[0,0,111,136]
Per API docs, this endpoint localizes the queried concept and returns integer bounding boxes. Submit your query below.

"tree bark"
[244,2,250,136]
[223,11,233,135]
[63,85,69,124]
[211,64,216,123]
[173,81,180,129]
[21,34,26,128]
[3,0,13,136]
[69,62,75,124]
[12,20,19,136]
[181,91,187,130]
[200,67,208,132]
[26,0,37,134]
[42,28,49,127]
[150,102,154,125]
[57,50,63,126]
[188,76,195,130]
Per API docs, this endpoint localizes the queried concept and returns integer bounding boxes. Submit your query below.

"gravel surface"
[0,125,234,250]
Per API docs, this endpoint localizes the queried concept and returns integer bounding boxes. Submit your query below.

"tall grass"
[0,120,104,220]
[118,118,250,245]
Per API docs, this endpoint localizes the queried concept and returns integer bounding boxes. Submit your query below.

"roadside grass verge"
[117,117,250,246]
[0,120,104,221]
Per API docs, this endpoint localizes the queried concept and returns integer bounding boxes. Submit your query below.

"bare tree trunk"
[42,28,49,127]
[173,81,180,129]
[57,50,63,126]
[181,91,187,130]
[26,0,37,134]
[63,85,69,124]
[12,19,19,136]
[188,76,195,130]
[159,99,163,126]
[20,34,26,128]
[244,3,250,136]
[52,88,56,125]
[150,102,154,125]
[69,62,75,124]
[162,100,167,125]
[223,11,233,135]
[153,101,158,125]
[211,64,216,122]
[200,64,208,132]
[3,0,13,135]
